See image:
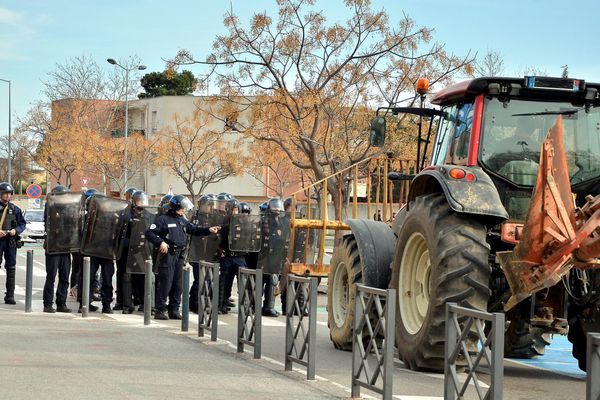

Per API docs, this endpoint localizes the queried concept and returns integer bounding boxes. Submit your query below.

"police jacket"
[0,201,26,241]
[146,211,211,250]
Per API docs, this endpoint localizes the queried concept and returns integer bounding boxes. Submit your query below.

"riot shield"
[46,192,85,254]
[257,212,291,274]
[187,212,228,262]
[126,207,157,274]
[228,214,262,253]
[81,196,130,260]
[291,228,319,264]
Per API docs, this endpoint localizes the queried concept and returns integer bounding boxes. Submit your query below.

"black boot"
[218,275,228,314]
[262,274,280,317]
[56,303,72,313]
[4,268,16,304]
[168,309,182,320]
[154,309,169,320]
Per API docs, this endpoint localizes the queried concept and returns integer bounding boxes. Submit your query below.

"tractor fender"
[409,166,508,226]
[344,219,396,289]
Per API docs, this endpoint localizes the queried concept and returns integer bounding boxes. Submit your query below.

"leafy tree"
[170,0,473,218]
[138,70,196,98]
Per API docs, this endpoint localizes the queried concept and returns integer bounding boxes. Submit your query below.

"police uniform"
[146,210,212,319]
[218,222,248,314]
[0,199,25,304]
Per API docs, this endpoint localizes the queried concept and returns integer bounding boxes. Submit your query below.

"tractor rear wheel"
[328,235,362,350]
[391,194,491,371]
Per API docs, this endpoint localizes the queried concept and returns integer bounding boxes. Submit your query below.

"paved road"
[0,243,589,399]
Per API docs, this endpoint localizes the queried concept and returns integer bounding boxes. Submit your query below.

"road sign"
[81,177,89,185]
[26,183,42,199]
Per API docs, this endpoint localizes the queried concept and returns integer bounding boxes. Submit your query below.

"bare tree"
[474,50,505,77]
[16,55,151,191]
[159,105,245,200]
[170,0,474,218]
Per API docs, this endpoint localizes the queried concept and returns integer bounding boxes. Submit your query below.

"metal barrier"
[143,260,152,326]
[588,333,600,400]
[81,257,91,318]
[237,268,263,359]
[181,266,190,332]
[351,284,396,399]
[285,275,318,380]
[198,261,220,341]
[25,250,33,313]
[445,303,504,400]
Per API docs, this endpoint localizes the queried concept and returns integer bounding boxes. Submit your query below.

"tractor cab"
[372,76,600,223]
[431,76,600,221]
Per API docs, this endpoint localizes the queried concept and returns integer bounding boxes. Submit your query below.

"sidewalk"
[0,305,346,400]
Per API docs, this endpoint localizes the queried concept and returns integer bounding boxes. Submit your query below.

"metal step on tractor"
[288,75,600,372]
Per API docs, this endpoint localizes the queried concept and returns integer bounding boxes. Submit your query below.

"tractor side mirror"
[370,116,386,147]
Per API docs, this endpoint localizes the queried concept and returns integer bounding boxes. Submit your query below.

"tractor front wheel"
[391,194,491,371]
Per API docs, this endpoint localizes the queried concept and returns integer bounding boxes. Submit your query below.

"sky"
[1,0,599,137]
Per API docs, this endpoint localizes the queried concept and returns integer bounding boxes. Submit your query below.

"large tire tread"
[392,193,491,371]
[328,235,362,351]
[504,317,552,359]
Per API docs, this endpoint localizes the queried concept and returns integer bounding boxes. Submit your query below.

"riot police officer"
[70,188,99,300]
[261,198,285,317]
[146,194,220,320]
[77,192,115,313]
[0,182,26,305]
[118,190,154,313]
[189,194,217,313]
[42,185,73,313]
[114,188,142,310]
[217,197,246,314]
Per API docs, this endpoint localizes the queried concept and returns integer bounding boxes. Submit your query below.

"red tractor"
[327,76,600,371]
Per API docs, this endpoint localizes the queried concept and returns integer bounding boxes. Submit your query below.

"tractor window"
[481,98,600,186]
[431,105,457,165]
[431,103,473,166]
[451,103,474,164]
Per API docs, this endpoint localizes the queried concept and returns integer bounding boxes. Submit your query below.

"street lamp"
[0,78,11,185]
[107,58,146,184]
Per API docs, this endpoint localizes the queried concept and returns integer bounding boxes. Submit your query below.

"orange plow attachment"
[498,116,600,310]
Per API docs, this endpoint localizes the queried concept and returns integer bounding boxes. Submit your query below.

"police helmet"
[84,191,104,209]
[267,198,285,212]
[169,194,194,212]
[84,188,98,199]
[216,193,233,213]
[259,201,268,213]
[51,185,70,194]
[0,182,14,195]
[239,202,252,214]
[283,197,293,211]
[131,190,149,208]
[124,187,137,200]
[228,198,240,211]
[198,194,218,213]
[159,194,173,207]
